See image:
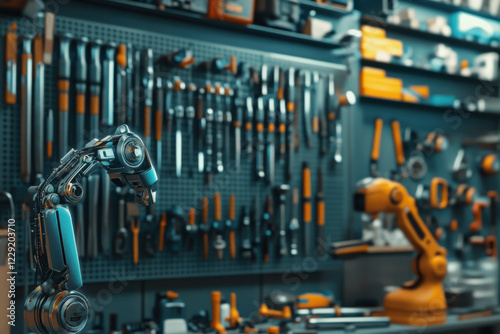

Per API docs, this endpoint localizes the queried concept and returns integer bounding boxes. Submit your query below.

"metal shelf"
[413,0,500,23]
[361,58,495,84]
[298,0,352,17]
[361,15,497,52]
[88,0,342,48]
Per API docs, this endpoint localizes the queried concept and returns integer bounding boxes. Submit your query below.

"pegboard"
[0,14,350,287]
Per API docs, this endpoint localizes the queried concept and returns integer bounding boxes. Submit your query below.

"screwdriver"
[303,163,312,256]
[20,36,33,183]
[202,196,210,260]
[5,22,17,105]
[46,109,54,158]
[255,97,265,180]
[227,194,237,259]
[174,77,186,177]
[143,48,154,149]
[155,78,164,174]
[186,84,197,177]
[285,68,296,181]
[186,208,198,252]
[58,34,72,158]
[131,219,140,265]
[197,88,206,174]
[213,192,226,259]
[266,98,276,185]
[33,34,45,180]
[263,195,274,263]
[158,213,167,252]
[316,166,325,256]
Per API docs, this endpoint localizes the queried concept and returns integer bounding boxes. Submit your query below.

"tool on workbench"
[266,98,276,185]
[114,188,128,258]
[290,187,300,256]
[143,48,154,148]
[205,84,215,184]
[306,316,390,330]
[197,88,207,174]
[415,177,449,210]
[354,178,447,325]
[226,194,237,259]
[213,192,226,259]
[481,154,500,175]
[258,304,292,320]
[20,35,33,184]
[255,0,300,31]
[186,84,197,177]
[186,208,198,252]
[245,96,254,156]
[33,33,45,181]
[102,43,116,127]
[453,148,473,181]
[46,109,54,158]
[89,40,102,138]
[211,291,226,334]
[174,77,186,177]
[155,291,188,334]
[285,68,296,180]
[302,163,312,256]
[390,120,408,180]
[255,97,266,180]
[155,78,165,173]
[240,206,253,259]
[168,206,185,253]
[5,22,17,105]
[202,196,210,260]
[274,185,290,258]
[297,292,334,309]
[225,293,242,328]
[370,118,383,177]
[252,196,262,262]
[316,166,325,256]
[157,48,195,70]
[262,195,275,263]
[214,85,225,173]
[207,0,255,24]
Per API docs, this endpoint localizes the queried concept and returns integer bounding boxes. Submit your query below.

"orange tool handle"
[33,35,43,66]
[312,116,319,133]
[90,95,99,116]
[214,192,221,221]
[225,55,237,75]
[155,109,163,141]
[47,141,53,158]
[371,118,383,161]
[58,79,70,112]
[470,201,489,232]
[179,56,196,69]
[144,106,151,139]
[131,219,140,265]
[450,219,459,232]
[303,164,311,223]
[297,293,332,309]
[202,196,209,223]
[258,304,292,319]
[229,230,236,259]
[189,208,196,226]
[334,244,370,257]
[226,292,241,328]
[229,194,235,220]
[430,177,448,209]
[158,213,167,252]
[482,154,498,175]
[287,101,295,113]
[391,120,405,165]
[166,291,179,300]
[210,291,226,334]
[317,200,325,227]
[116,44,127,67]
[76,93,85,115]
[268,326,279,334]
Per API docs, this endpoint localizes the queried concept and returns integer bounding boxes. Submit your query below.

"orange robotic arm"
[354,178,447,326]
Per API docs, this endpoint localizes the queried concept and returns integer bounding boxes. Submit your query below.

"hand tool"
[311,72,320,135]
[290,187,300,256]
[271,65,280,98]
[205,85,215,184]
[260,64,269,96]
[262,195,274,263]
[102,43,116,127]
[285,69,296,181]
[354,178,447,325]
[266,98,276,185]
[33,34,45,180]
[452,148,472,181]
[114,188,128,258]
[420,132,448,156]
[174,77,186,177]
[75,37,88,146]
[240,207,253,259]
[302,163,312,256]
[201,55,237,76]
[211,291,226,334]
[89,40,102,138]
[278,99,287,165]
[157,48,195,70]
[145,215,157,258]
[469,199,489,233]
[165,81,174,174]
[297,291,333,309]
[202,196,210,260]
[306,317,390,330]
[5,22,17,105]
[415,177,449,210]
[214,85,225,173]
[46,109,54,158]
[126,43,134,124]
[224,86,233,169]
[252,196,262,262]
[186,208,198,252]
[233,88,243,170]
[87,174,100,258]
[370,118,383,177]
[485,191,498,258]
[226,194,237,259]
[330,239,372,257]
[186,84,197,177]
[390,120,408,180]
[155,78,165,173]
[481,154,500,175]
[297,307,380,318]
[133,49,142,130]
[225,293,242,328]
[197,88,206,174]
[302,71,313,148]
[316,166,325,256]
[158,212,167,252]
[42,12,55,65]
[255,97,266,180]
[21,35,33,183]
[131,218,140,265]
[143,48,154,148]
[275,184,290,257]
[168,206,184,253]
[258,304,292,319]
[101,173,112,256]
[116,44,128,125]
[213,192,226,259]
[244,97,254,155]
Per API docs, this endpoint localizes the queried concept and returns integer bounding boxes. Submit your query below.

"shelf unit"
[299,0,353,17]
[414,0,500,22]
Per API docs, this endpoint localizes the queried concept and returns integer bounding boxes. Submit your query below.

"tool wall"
[0,13,351,286]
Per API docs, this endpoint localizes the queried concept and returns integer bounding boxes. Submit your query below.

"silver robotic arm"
[24,125,157,334]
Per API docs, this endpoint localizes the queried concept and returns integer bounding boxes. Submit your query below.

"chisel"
[20,36,33,183]
[290,187,300,256]
[226,194,237,259]
[165,81,174,174]
[5,22,17,105]
[58,33,72,158]
[205,84,215,184]
[303,163,312,255]
[33,34,45,180]
[263,195,274,263]
[302,71,313,148]
[311,71,320,134]
[278,99,287,165]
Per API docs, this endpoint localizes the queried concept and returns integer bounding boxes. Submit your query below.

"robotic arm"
[353,178,447,326]
[24,125,157,334]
